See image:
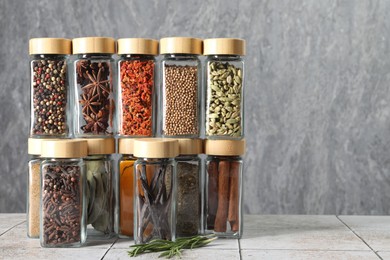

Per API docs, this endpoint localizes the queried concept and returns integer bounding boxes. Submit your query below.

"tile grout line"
[100,237,118,260]
[336,215,383,260]
[238,238,242,260]
[0,220,26,237]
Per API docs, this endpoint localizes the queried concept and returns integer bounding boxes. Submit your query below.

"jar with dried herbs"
[204,38,245,139]
[117,38,158,137]
[40,139,88,247]
[133,138,179,244]
[160,37,202,137]
[204,139,245,238]
[117,138,136,238]
[72,37,115,137]
[27,138,45,238]
[176,139,203,237]
[29,38,71,137]
[84,138,115,239]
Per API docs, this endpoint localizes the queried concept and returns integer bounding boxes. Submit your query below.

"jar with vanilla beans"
[40,139,88,247]
[133,138,179,243]
[204,139,245,238]
[204,38,245,139]
[84,138,115,239]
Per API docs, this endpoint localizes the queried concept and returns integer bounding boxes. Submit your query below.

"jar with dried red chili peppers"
[117,38,158,137]
[72,37,115,137]
[29,38,71,137]
[160,37,202,138]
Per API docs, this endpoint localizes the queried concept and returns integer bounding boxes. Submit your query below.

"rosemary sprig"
[128,235,217,258]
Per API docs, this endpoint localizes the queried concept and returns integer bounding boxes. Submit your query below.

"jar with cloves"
[133,138,179,244]
[72,37,115,137]
[204,38,245,139]
[117,38,158,137]
[176,139,203,237]
[84,138,115,239]
[117,138,136,238]
[40,139,88,247]
[159,37,202,138]
[204,139,245,238]
[29,38,71,137]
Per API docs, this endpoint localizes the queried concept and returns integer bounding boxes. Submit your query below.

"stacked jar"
[203,38,246,238]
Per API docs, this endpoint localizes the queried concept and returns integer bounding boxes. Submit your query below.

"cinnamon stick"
[228,161,240,232]
[214,161,230,232]
[207,160,219,229]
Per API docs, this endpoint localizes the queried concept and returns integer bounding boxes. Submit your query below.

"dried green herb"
[128,235,216,258]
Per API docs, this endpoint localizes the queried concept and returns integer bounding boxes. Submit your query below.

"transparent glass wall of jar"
[117,38,158,137]
[72,37,115,137]
[175,139,203,237]
[29,38,72,137]
[204,38,246,139]
[133,139,179,244]
[40,139,88,247]
[84,138,115,239]
[204,139,245,238]
[159,37,202,138]
[117,138,136,238]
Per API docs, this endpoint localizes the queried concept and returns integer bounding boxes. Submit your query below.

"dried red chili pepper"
[119,60,154,136]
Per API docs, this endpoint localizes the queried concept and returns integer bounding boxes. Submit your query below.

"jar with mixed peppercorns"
[29,38,71,137]
[117,38,158,137]
[159,37,202,138]
[72,37,115,137]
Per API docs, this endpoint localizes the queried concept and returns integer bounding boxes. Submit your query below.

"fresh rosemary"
[128,235,216,258]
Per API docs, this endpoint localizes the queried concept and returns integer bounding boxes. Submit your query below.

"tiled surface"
[1,214,388,259]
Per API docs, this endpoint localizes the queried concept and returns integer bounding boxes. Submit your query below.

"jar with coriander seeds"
[29,38,71,137]
[160,37,202,137]
[72,37,115,137]
[40,139,88,247]
[117,138,136,238]
[204,139,245,238]
[204,38,245,139]
[117,38,158,137]
[176,139,203,237]
[84,138,115,239]
[133,138,179,244]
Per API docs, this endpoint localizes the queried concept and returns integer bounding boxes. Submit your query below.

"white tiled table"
[0,214,389,259]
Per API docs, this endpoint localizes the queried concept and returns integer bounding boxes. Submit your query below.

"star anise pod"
[82,68,110,97]
[79,92,101,115]
[82,109,109,134]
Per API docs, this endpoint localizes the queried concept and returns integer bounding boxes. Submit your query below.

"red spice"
[119,60,154,136]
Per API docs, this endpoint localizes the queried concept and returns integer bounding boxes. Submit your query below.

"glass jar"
[204,139,245,238]
[117,38,158,137]
[27,138,45,238]
[40,139,88,247]
[133,138,179,243]
[29,38,71,137]
[176,139,203,237]
[160,37,202,137]
[84,138,115,239]
[117,138,136,238]
[204,38,245,139]
[72,37,115,137]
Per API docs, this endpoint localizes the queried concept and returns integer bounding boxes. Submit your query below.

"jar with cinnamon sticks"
[133,138,179,244]
[117,138,136,238]
[204,139,245,238]
[40,139,88,247]
[176,139,203,237]
[117,38,158,137]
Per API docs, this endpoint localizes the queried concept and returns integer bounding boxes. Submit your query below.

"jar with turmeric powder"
[117,38,158,137]
[204,139,245,238]
[84,138,115,239]
[133,138,179,244]
[117,138,136,238]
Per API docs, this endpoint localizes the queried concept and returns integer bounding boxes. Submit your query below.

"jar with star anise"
[29,38,72,137]
[117,38,158,137]
[72,37,115,137]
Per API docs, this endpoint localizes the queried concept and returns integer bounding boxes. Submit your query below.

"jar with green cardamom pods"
[204,38,245,139]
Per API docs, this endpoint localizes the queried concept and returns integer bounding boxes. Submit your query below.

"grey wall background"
[1,0,390,215]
